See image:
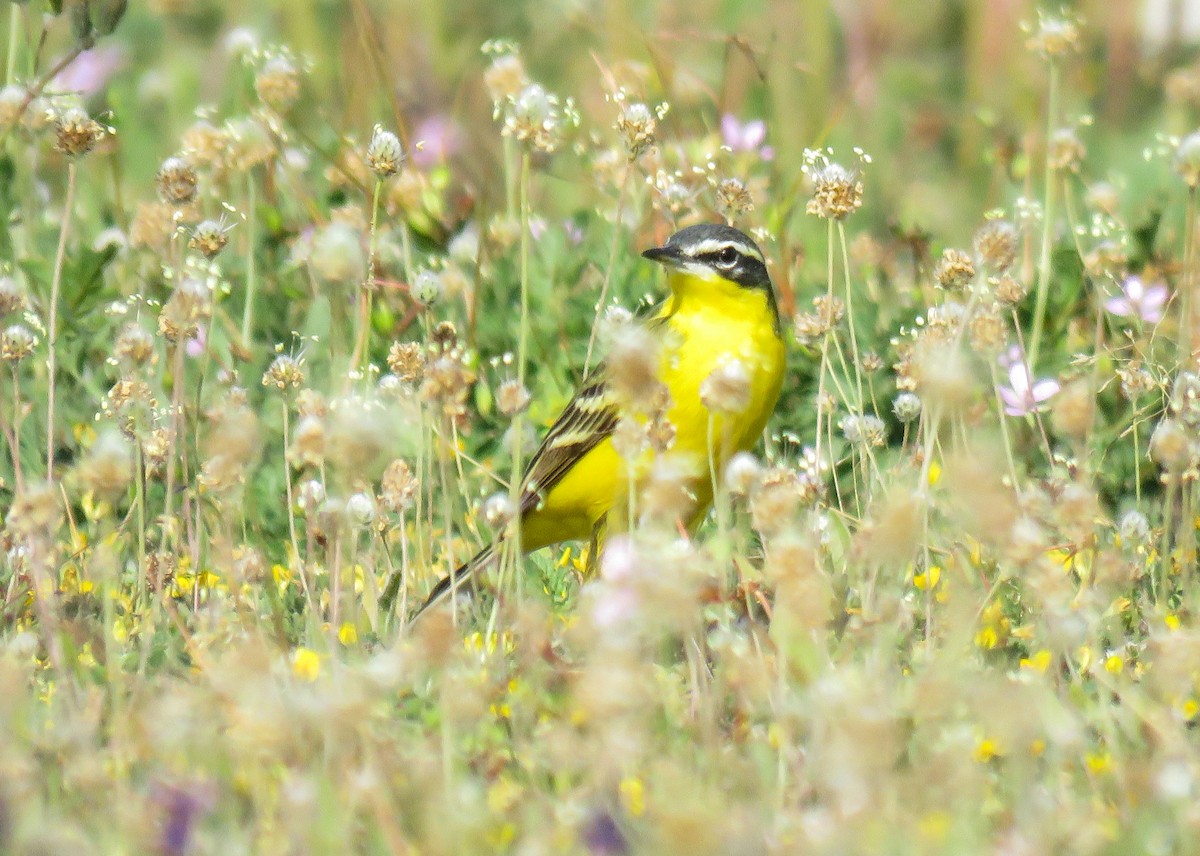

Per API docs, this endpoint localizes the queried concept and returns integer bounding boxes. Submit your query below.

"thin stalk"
[351,178,384,374]
[5,3,20,87]
[240,170,258,347]
[1182,188,1197,368]
[1028,60,1060,371]
[836,221,864,410]
[584,160,633,377]
[45,159,77,476]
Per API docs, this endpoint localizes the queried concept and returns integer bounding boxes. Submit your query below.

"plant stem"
[45,159,77,477]
[584,159,633,377]
[240,170,258,348]
[1028,60,1060,371]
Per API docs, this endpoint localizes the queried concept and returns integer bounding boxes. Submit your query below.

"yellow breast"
[521,269,785,551]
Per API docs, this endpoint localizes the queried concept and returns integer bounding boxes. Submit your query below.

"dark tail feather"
[409,542,500,621]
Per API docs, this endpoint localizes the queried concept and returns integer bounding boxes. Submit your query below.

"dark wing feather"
[518,374,619,515]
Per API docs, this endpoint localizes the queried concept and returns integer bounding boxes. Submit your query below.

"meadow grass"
[2,1,1200,853]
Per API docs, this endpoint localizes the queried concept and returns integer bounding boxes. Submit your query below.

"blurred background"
[51,0,1200,233]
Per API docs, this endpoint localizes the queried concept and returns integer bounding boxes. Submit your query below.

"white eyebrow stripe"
[681,237,765,265]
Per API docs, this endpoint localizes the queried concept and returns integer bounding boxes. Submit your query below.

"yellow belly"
[521,280,785,553]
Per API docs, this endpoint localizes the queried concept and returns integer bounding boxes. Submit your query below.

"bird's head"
[641,223,772,292]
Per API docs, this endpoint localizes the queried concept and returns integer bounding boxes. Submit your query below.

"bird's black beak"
[641,244,683,266]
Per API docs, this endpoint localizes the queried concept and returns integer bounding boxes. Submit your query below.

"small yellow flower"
[1029,739,1046,757]
[1085,752,1111,774]
[975,626,999,650]
[973,737,1002,763]
[1180,697,1199,720]
[338,623,358,646]
[1166,614,1181,631]
[619,776,646,817]
[1020,649,1052,673]
[292,647,321,681]
[1104,654,1123,674]
[927,460,942,486]
[914,566,941,591]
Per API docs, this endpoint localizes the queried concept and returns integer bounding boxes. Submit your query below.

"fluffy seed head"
[993,274,1028,306]
[615,102,656,159]
[1,324,36,362]
[1050,379,1095,440]
[262,355,305,391]
[1117,509,1150,545]
[114,323,156,369]
[1026,12,1081,59]
[716,177,754,219]
[700,357,752,414]
[345,492,377,528]
[411,269,442,307]
[189,220,229,258]
[723,451,761,497]
[496,379,531,416]
[79,429,134,497]
[806,162,863,220]
[1150,418,1192,472]
[255,54,302,112]
[892,391,922,423]
[310,222,365,285]
[0,277,25,319]
[482,492,516,529]
[840,413,886,447]
[366,125,404,178]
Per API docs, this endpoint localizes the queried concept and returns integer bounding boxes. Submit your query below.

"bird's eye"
[716,246,738,267]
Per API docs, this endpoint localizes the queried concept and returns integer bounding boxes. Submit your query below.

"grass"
[2,1,1200,853]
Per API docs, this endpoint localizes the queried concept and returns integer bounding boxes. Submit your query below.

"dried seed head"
[1150,418,1192,472]
[1117,362,1157,400]
[0,85,24,130]
[295,388,327,418]
[79,429,133,497]
[750,467,804,533]
[430,321,459,352]
[114,323,156,369]
[290,415,326,468]
[0,276,25,319]
[1026,12,1082,60]
[310,222,365,285]
[262,355,305,391]
[386,341,425,384]
[129,201,177,253]
[157,277,212,344]
[892,391,922,423]
[189,220,229,258]
[326,396,392,475]
[806,162,863,220]
[968,306,1006,355]
[503,82,570,154]
[380,459,418,513]
[973,220,1018,272]
[859,351,883,373]
[993,274,1028,306]
[255,54,302,112]
[496,378,531,416]
[199,402,261,493]
[1050,379,1095,440]
[54,106,106,157]
[606,323,662,409]
[225,116,275,171]
[366,125,404,178]
[181,119,227,167]
[700,357,751,414]
[715,177,754,219]
[1,324,36,362]
[6,481,62,539]
[1047,127,1086,172]
[484,53,529,105]
[615,102,656,159]
[934,248,976,290]
[156,155,198,205]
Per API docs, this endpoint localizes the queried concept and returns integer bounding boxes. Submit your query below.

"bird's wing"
[519,374,619,515]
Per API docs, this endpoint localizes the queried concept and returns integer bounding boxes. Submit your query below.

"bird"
[411,223,786,618]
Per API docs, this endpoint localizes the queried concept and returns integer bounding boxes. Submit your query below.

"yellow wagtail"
[415,223,785,616]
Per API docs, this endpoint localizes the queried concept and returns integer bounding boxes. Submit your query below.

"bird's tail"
[408,541,501,621]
